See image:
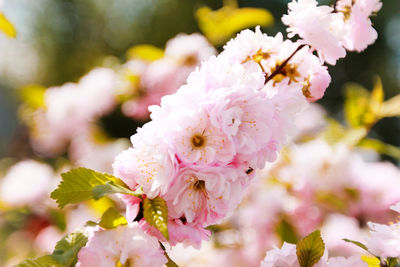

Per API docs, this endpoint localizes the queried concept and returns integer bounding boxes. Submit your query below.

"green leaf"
[49,209,67,232]
[16,255,58,267]
[358,138,400,160]
[92,180,141,200]
[51,229,89,266]
[98,207,127,229]
[344,83,371,128]
[0,12,16,38]
[296,230,325,267]
[387,258,399,267]
[143,197,169,240]
[342,238,369,253]
[196,6,273,45]
[276,217,299,244]
[51,167,137,208]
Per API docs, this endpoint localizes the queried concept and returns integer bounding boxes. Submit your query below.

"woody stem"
[264,44,306,85]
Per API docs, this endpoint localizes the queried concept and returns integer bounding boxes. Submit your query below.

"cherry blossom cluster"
[283,0,382,64]
[121,33,216,120]
[112,26,334,249]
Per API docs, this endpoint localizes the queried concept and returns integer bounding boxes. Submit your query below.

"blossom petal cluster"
[76,223,167,267]
[32,68,117,156]
[121,33,216,120]
[365,203,400,259]
[282,0,382,64]
[113,27,327,246]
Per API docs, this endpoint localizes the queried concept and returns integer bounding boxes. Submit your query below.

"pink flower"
[77,223,167,267]
[164,166,246,226]
[366,221,400,259]
[113,141,177,199]
[32,68,117,156]
[260,243,300,267]
[337,0,382,52]
[139,219,210,249]
[169,107,235,165]
[282,0,346,65]
[0,160,54,206]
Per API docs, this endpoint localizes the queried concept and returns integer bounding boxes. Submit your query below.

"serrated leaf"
[92,180,140,200]
[143,197,169,240]
[16,255,58,267]
[51,229,89,266]
[358,138,400,160]
[296,230,325,267]
[196,6,273,45]
[99,207,127,229]
[50,167,138,208]
[0,12,16,38]
[126,44,164,61]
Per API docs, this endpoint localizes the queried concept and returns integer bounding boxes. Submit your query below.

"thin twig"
[264,44,306,85]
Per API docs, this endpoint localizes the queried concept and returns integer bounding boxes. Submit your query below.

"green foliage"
[196,5,273,46]
[0,12,16,38]
[50,167,139,208]
[344,78,383,129]
[143,197,169,240]
[296,230,325,267]
[98,207,127,229]
[49,209,67,232]
[276,217,299,244]
[51,230,89,266]
[16,229,89,267]
[16,256,57,267]
[92,180,141,200]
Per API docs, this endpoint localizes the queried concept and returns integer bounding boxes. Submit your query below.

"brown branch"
[264,44,306,85]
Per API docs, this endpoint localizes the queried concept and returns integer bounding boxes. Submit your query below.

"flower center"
[183,54,198,66]
[191,134,205,148]
[193,179,205,191]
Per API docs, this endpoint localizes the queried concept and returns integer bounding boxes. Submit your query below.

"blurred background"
[0,0,399,158]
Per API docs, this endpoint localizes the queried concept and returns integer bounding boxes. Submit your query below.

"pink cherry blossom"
[77,223,167,267]
[282,0,347,65]
[0,160,54,206]
[366,220,400,259]
[164,166,246,226]
[336,0,382,52]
